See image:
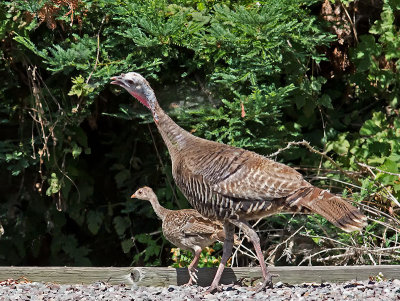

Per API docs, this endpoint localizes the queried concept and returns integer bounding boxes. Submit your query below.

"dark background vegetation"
[0,0,399,268]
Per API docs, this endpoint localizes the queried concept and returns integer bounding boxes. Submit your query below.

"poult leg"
[230,220,275,292]
[206,221,235,293]
[185,247,202,286]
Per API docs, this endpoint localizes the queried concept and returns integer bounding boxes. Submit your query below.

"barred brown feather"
[131,186,230,285]
[112,72,367,292]
[131,186,226,251]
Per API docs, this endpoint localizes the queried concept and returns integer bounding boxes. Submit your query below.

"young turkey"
[111,72,367,293]
[131,186,227,286]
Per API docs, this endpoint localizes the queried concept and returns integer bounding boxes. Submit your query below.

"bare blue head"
[111,72,159,121]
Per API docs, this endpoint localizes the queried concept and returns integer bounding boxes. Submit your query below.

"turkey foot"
[184,266,198,286]
[204,222,235,294]
[250,272,279,292]
[230,220,277,291]
[204,283,223,294]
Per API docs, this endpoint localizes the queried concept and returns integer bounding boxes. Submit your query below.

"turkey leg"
[206,221,235,293]
[230,219,274,292]
[185,247,202,286]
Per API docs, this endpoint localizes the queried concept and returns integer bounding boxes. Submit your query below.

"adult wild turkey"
[131,186,228,286]
[111,72,367,292]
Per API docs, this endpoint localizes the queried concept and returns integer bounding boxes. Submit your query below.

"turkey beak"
[111,75,129,88]
[130,194,136,199]
[110,76,122,86]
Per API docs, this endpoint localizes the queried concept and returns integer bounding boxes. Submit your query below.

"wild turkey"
[111,72,367,292]
[131,186,228,286]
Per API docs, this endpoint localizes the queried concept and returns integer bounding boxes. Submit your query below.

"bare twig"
[300,233,351,249]
[231,217,263,267]
[233,243,258,261]
[28,65,81,206]
[298,247,350,266]
[311,176,362,190]
[194,74,216,106]
[266,226,304,262]
[267,140,361,184]
[317,107,327,177]
[357,162,400,177]
[86,15,106,84]
[315,251,356,263]
[359,202,400,227]
[358,163,400,208]
[340,1,358,44]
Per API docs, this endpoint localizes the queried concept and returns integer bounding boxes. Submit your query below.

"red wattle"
[130,92,150,109]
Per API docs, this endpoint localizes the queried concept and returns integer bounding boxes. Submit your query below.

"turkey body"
[162,208,226,251]
[155,104,366,232]
[131,186,226,285]
[111,72,367,293]
[174,138,306,220]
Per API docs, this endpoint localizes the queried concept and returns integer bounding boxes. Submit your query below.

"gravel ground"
[0,279,399,300]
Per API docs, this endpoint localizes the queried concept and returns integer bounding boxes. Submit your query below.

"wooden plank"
[132,266,400,287]
[0,267,134,286]
[0,266,398,287]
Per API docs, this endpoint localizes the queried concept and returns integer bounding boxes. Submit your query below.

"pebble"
[0,279,399,300]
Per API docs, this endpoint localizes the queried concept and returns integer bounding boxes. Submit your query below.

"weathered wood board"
[0,266,398,287]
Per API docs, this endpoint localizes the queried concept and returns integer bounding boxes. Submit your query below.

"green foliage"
[0,0,398,268]
[46,173,61,196]
[171,245,223,268]
[349,0,400,106]
[327,111,400,200]
[87,210,104,235]
[68,75,94,98]
[177,85,296,151]
[324,0,400,205]
[133,234,162,265]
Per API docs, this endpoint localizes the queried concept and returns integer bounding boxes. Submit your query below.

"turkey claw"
[204,284,222,294]
[251,274,276,293]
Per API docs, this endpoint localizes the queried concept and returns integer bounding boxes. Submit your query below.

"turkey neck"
[147,193,170,221]
[154,103,193,155]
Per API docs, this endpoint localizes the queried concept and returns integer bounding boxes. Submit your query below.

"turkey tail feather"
[287,187,367,232]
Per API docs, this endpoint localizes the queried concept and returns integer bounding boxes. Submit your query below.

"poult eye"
[138,190,142,195]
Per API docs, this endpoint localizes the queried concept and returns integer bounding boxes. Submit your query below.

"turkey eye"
[126,79,134,85]
[138,190,142,195]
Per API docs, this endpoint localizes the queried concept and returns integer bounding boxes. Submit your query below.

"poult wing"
[181,214,223,237]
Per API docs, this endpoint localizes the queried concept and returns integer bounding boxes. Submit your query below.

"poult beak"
[130,194,136,199]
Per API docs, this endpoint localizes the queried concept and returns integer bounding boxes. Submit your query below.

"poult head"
[131,186,155,201]
[111,72,158,120]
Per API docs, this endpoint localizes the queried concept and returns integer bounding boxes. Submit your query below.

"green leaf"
[380,159,399,174]
[113,216,131,236]
[121,239,134,253]
[68,75,94,98]
[135,233,150,244]
[13,34,48,58]
[46,173,61,196]
[114,169,131,188]
[71,142,82,158]
[318,94,333,109]
[360,112,385,135]
[326,133,350,155]
[87,210,104,235]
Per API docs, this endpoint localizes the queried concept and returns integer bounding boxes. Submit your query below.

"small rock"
[203,294,218,300]
[274,281,284,288]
